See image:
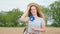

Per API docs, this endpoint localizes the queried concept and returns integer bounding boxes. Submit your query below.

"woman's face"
[30,6,37,15]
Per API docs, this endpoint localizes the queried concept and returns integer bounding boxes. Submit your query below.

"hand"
[25,6,30,15]
[32,27,37,31]
[27,6,30,10]
[24,6,30,16]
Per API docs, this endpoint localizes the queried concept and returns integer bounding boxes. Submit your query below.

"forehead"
[31,6,36,9]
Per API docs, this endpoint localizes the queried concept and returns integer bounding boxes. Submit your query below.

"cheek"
[31,9,37,13]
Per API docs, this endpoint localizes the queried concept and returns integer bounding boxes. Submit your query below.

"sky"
[0,0,57,12]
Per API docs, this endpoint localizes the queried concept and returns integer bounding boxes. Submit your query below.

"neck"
[33,15,38,18]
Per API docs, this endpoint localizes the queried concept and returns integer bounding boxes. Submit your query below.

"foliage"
[49,1,60,27]
[0,8,25,27]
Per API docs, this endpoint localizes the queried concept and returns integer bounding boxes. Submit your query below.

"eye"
[31,6,36,10]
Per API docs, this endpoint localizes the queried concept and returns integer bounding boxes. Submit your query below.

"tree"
[0,8,24,27]
[49,1,60,27]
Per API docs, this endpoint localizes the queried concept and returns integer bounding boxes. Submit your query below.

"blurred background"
[0,0,60,34]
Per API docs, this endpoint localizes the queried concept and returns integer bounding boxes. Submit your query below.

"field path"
[0,27,60,34]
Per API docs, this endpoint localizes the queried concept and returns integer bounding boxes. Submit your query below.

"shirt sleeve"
[25,16,29,23]
[41,18,45,27]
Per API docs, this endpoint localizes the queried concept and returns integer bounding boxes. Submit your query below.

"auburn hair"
[26,3,45,19]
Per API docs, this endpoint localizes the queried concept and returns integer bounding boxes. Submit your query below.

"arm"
[20,6,30,22]
[32,25,46,32]
[38,23,46,32]
[20,11,28,22]
[32,18,46,32]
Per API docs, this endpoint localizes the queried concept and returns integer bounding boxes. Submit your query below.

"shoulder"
[39,17,45,23]
[26,16,29,18]
[38,17,45,22]
[38,17,44,20]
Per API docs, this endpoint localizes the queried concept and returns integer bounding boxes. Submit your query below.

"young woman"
[20,3,46,34]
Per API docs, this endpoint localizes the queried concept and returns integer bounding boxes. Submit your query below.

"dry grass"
[0,27,60,34]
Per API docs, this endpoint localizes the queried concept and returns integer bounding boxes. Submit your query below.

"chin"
[32,13,36,15]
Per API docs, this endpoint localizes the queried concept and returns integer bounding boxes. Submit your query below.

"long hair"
[26,3,45,19]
